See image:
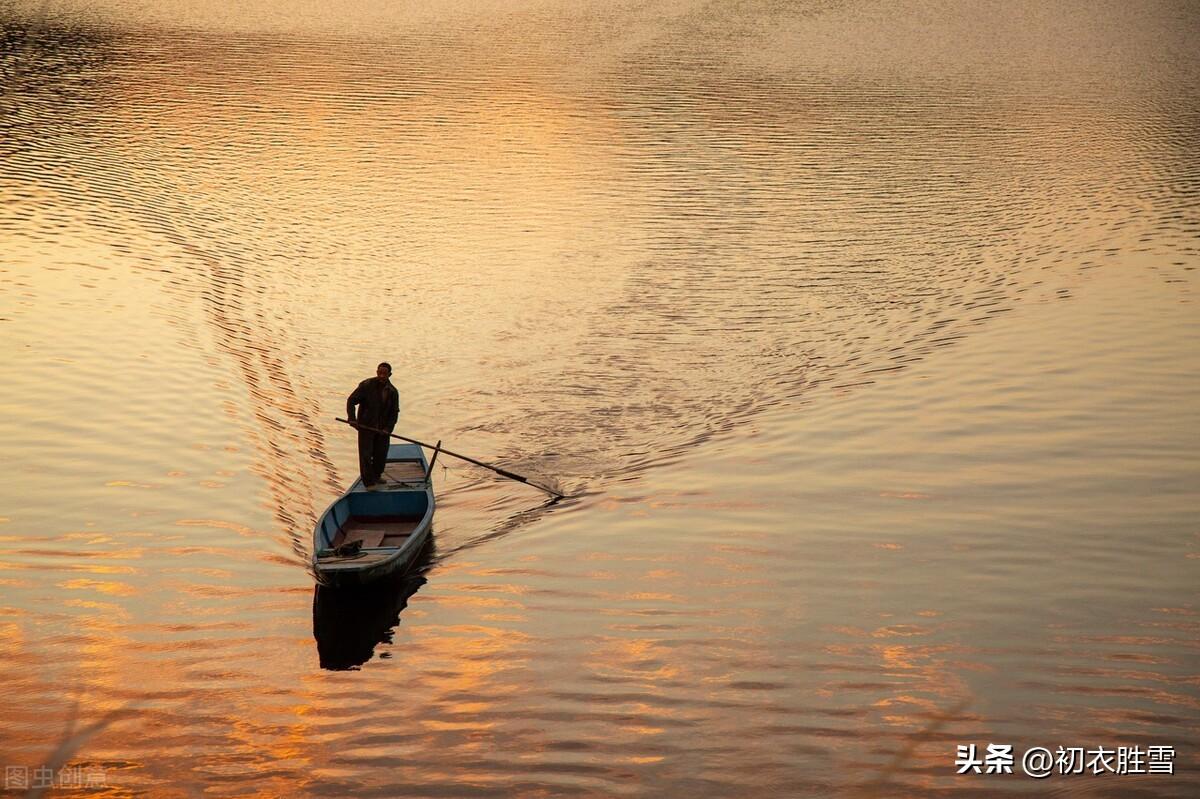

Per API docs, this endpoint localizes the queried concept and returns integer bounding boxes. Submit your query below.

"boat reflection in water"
[312,538,434,670]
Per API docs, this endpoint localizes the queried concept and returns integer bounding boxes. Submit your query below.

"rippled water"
[2,0,1198,795]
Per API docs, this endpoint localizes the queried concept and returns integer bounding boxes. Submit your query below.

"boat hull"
[312,443,435,587]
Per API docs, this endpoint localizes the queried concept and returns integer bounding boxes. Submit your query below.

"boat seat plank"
[342,529,385,548]
[316,550,399,569]
[383,461,426,482]
[330,516,422,548]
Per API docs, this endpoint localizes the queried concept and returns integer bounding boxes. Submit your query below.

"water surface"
[1,0,1198,795]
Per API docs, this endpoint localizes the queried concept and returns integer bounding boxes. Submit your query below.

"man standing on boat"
[347,362,400,489]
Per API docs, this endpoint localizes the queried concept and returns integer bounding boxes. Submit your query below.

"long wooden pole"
[336,418,565,499]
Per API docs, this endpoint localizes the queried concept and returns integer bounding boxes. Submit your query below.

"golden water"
[2,0,1198,795]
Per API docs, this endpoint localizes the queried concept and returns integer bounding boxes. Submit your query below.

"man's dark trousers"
[358,429,390,485]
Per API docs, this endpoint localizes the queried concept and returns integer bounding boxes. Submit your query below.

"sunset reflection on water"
[2,0,1198,795]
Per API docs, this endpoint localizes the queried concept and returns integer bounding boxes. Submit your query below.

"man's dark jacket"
[347,378,399,431]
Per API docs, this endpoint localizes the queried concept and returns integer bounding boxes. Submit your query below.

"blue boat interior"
[316,444,431,551]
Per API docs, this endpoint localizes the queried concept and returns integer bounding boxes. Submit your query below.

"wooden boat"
[312,443,435,588]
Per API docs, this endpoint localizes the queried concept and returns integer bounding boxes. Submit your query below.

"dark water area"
[1,0,1198,795]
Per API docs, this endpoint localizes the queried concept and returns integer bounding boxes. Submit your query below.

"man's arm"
[346,382,364,422]
[385,388,399,432]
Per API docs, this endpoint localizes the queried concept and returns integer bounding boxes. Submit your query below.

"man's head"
[376,362,392,381]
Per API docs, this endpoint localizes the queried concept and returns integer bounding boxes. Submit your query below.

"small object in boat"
[332,540,363,558]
